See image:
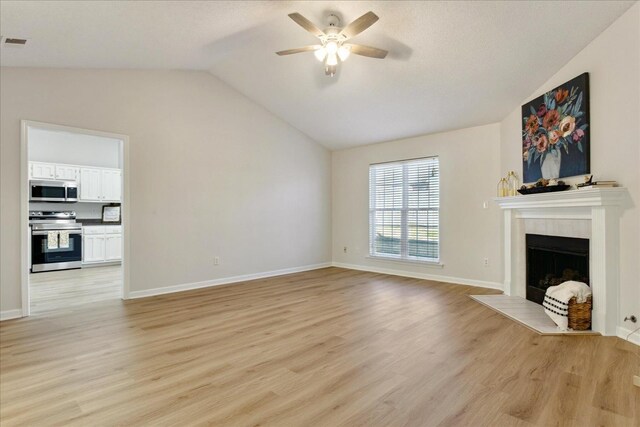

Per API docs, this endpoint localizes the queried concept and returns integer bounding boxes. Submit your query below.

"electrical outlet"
[483,258,489,267]
[482,201,488,209]
[214,256,220,266]
[343,246,348,253]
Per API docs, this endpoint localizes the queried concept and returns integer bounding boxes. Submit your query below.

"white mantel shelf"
[494,187,628,210]
[493,187,629,336]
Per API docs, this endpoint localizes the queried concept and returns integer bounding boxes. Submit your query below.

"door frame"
[20,120,131,316]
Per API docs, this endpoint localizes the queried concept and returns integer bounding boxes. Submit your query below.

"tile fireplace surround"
[495,188,629,336]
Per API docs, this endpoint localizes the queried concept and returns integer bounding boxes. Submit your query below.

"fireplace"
[496,188,627,335]
[525,234,589,305]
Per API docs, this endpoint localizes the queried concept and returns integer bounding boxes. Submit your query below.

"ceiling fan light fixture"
[325,41,338,55]
[314,47,327,62]
[277,11,388,77]
[337,45,350,61]
[325,64,337,77]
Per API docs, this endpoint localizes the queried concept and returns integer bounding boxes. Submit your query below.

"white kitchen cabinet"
[29,162,56,180]
[80,168,102,201]
[55,165,79,181]
[83,234,106,263]
[83,225,122,264]
[104,225,122,234]
[83,226,105,235]
[29,162,121,202]
[105,235,123,261]
[101,170,122,202]
[80,167,121,202]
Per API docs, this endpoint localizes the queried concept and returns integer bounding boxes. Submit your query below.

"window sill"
[366,255,444,268]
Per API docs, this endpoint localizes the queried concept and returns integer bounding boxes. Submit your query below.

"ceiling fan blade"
[276,45,320,56]
[339,11,379,39]
[345,44,388,59]
[288,13,325,38]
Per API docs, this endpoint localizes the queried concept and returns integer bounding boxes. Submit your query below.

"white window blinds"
[369,157,439,262]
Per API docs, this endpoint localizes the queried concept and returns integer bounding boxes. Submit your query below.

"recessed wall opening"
[525,234,590,305]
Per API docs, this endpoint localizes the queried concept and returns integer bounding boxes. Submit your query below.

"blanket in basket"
[543,281,591,331]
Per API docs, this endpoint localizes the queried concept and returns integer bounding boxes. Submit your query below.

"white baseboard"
[82,261,121,268]
[331,262,504,291]
[0,309,24,321]
[127,262,333,299]
[617,326,640,346]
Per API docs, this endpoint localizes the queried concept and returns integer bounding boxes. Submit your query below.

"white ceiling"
[1,1,635,150]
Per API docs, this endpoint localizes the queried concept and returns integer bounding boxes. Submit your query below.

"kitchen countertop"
[77,218,121,225]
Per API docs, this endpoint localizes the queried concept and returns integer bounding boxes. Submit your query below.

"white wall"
[500,3,640,332]
[29,128,122,169]
[1,68,332,313]
[332,123,503,288]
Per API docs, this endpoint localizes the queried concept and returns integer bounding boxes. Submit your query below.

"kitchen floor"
[29,265,122,315]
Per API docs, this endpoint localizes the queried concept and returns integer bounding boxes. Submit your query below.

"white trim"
[128,262,332,299]
[514,209,593,220]
[121,130,130,300]
[617,326,640,346]
[365,255,444,268]
[20,120,131,314]
[0,309,24,321]
[332,262,503,290]
[20,121,29,317]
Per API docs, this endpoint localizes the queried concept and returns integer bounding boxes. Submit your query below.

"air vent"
[5,38,27,45]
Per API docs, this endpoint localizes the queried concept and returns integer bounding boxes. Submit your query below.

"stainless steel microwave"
[29,180,78,203]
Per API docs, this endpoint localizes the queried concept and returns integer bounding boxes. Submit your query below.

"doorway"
[20,120,130,316]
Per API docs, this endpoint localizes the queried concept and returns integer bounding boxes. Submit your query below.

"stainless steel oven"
[30,211,83,273]
[29,180,78,203]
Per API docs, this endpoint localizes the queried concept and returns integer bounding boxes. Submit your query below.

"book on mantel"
[576,181,618,189]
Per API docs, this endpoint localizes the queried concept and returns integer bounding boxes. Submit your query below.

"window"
[369,157,439,262]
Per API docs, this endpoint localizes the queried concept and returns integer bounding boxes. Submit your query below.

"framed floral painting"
[521,73,590,183]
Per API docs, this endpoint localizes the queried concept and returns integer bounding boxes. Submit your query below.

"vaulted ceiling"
[1,1,635,149]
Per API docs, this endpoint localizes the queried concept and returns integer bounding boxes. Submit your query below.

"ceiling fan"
[276,11,388,77]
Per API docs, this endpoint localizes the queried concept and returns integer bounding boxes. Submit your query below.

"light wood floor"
[1,267,638,426]
[29,265,122,315]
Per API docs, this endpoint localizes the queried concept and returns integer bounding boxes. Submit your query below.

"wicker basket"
[567,295,592,330]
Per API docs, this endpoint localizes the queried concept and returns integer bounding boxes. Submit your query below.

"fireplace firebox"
[525,234,589,305]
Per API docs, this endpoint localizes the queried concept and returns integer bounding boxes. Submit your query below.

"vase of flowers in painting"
[541,147,561,179]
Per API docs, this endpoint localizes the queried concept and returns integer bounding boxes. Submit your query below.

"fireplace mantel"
[494,187,629,336]
[494,187,628,211]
